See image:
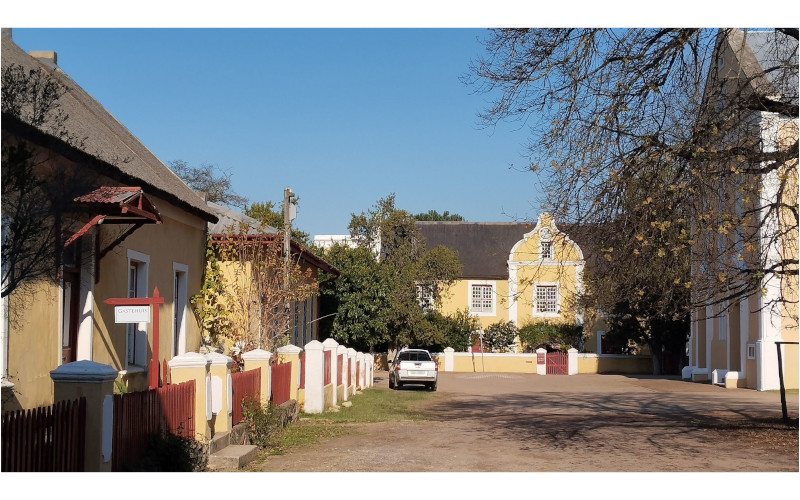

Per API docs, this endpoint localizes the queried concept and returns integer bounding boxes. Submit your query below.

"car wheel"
[389,376,395,389]
[396,382,402,390]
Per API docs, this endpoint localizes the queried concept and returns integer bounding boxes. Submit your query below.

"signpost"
[104,287,165,390]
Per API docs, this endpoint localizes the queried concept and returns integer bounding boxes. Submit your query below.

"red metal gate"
[271,362,292,405]
[546,351,568,375]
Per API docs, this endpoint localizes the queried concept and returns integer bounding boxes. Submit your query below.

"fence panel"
[337,354,343,385]
[271,362,292,406]
[324,350,332,386]
[112,380,195,471]
[1,397,86,472]
[231,368,261,425]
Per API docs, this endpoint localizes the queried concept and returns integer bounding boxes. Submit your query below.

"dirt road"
[254,371,798,473]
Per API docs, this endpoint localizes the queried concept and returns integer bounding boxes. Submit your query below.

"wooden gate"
[112,380,195,471]
[271,362,292,405]
[1,397,86,472]
[231,368,261,425]
[546,351,568,375]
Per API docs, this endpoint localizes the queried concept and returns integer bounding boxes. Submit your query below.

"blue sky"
[9,27,546,237]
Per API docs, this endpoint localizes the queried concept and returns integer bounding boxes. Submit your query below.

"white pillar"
[567,348,578,375]
[337,345,349,401]
[444,347,455,372]
[536,348,547,375]
[322,338,339,407]
[242,348,272,405]
[303,340,325,413]
[356,352,366,389]
[205,352,233,433]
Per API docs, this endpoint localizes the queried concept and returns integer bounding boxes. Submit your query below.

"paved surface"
[255,370,798,472]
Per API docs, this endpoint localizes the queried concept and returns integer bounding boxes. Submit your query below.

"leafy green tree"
[517,322,584,352]
[482,321,518,352]
[414,210,466,221]
[321,195,462,352]
[244,201,312,247]
[421,309,478,352]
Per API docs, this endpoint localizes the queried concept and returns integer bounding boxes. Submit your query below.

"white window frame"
[469,281,496,317]
[127,250,150,370]
[173,262,189,357]
[533,283,560,318]
[416,284,435,311]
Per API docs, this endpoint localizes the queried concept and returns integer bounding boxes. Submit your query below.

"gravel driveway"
[254,370,798,473]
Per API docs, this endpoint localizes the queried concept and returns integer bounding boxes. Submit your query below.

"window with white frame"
[470,284,494,314]
[127,250,150,368]
[416,284,435,311]
[533,284,558,315]
[539,228,554,260]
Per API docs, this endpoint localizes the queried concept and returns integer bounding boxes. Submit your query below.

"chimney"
[29,50,58,68]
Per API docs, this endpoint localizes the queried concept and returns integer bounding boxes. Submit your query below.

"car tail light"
[435,364,438,372]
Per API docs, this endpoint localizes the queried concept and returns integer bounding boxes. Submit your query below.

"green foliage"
[126,432,207,472]
[245,200,312,246]
[241,397,283,449]
[190,237,232,346]
[322,195,462,352]
[603,299,689,374]
[483,321,518,352]
[414,210,466,221]
[517,322,583,352]
[421,309,478,352]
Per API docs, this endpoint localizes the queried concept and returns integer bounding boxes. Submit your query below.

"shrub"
[127,432,208,472]
[422,309,478,351]
[241,396,283,449]
[483,321,518,352]
[517,322,583,352]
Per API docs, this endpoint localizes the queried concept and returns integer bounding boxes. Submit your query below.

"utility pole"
[283,187,296,343]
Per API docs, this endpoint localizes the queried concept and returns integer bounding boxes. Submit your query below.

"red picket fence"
[348,358,352,387]
[299,352,306,390]
[357,361,361,388]
[231,368,261,425]
[271,362,292,406]
[1,397,86,472]
[324,350,332,385]
[112,380,195,471]
[337,354,343,385]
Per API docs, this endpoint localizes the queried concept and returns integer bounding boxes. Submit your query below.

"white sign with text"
[114,305,151,324]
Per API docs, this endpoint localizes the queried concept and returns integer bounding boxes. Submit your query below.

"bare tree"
[468,28,798,318]
[1,64,94,299]
[169,159,248,209]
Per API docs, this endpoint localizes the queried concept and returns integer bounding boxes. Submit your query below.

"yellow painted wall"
[577,355,653,374]
[437,279,511,329]
[4,187,209,409]
[4,281,62,411]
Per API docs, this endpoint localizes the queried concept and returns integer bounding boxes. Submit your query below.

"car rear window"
[398,351,431,362]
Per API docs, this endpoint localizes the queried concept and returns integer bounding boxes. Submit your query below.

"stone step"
[208,444,259,471]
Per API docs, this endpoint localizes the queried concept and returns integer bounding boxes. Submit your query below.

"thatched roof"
[1,31,217,223]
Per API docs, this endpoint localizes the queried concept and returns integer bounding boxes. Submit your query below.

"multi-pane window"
[534,285,558,314]
[471,284,493,313]
[540,242,553,260]
[416,284,434,310]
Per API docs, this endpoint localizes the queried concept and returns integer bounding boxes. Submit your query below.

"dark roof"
[417,222,535,279]
[1,32,217,223]
[207,202,277,235]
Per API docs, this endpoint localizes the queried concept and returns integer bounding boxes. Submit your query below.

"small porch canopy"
[63,186,162,251]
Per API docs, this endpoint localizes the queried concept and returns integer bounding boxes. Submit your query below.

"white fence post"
[568,348,578,375]
[444,347,455,372]
[322,338,339,407]
[337,344,349,401]
[303,340,325,414]
[347,348,357,393]
[536,348,547,375]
